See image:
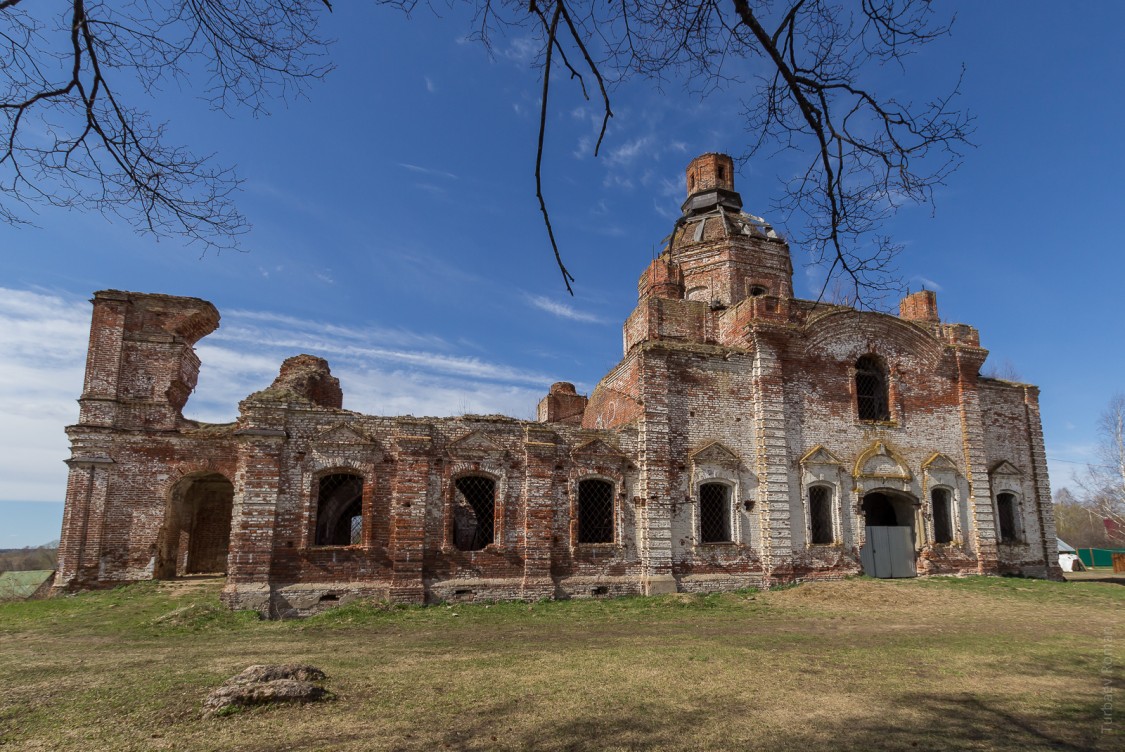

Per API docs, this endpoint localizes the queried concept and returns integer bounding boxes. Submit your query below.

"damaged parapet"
[247,354,343,408]
[537,382,588,425]
[899,290,940,323]
[638,255,685,301]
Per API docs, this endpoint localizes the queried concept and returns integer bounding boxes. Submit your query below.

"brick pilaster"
[53,453,114,590]
[748,333,793,583]
[226,428,285,588]
[955,349,997,574]
[637,349,677,594]
[1024,386,1063,579]
[522,427,559,598]
[388,425,432,603]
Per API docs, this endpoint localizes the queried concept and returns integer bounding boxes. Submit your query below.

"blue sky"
[1,2,1123,547]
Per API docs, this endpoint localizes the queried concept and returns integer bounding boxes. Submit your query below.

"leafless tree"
[1,0,332,248]
[1053,487,1110,549]
[1074,394,1125,546]
[2,1,971,300]
[981,358,1022,381]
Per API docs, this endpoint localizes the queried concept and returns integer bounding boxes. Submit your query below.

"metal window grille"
[578,479,614,544]
[932,489,953,544]
[699,483,731,543]
[996,493,1018,542]
[349,515,363,546]
[809,486,834,544]
[855,355,890,421]
[315,473,364,546]
[453,476,495,551]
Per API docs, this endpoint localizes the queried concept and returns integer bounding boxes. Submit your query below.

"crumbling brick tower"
[55,291,235,589]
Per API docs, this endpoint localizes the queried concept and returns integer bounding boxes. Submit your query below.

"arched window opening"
[932,488,954,544]
[855,355,890,421]
[453,475,496,551]
[699,483,731,543]
[996,492,1019,543]
[315,473,364,546]
[577,479,614,544]
[748,284,768,297]
[809,486,834,545]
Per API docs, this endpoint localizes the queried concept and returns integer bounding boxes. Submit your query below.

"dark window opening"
[749,284,768,297]
[932,488,953,544]
[855,355,890,421]
[578,479,615,544]
[997,492,1018,543]
[699,483,731,543]
[717,165,726,182]
[809,486,834,544]
[315,473,364,546]
[453,475,496,551]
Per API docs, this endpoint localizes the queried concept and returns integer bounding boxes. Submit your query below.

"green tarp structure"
[1076,548,1125,568]
[0,570,54,600]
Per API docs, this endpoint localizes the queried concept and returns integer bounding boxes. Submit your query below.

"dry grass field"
[0,576,1119,751]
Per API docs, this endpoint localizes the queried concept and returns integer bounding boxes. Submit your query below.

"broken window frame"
[576,477,616,545]
[808,485,835,545]
[451,474,497,552]
[931,487,954,544]
[995,492,1020,543]
[313,472,365,547]
[855,354,891,422]
[698,481,733,544]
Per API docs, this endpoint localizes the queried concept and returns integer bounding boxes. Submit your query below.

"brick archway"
[155,472,234,579]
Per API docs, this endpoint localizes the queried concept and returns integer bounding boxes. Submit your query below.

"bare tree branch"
[2,0,971,300]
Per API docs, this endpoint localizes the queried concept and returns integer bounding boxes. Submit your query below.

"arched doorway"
[859,489,918,578]
[155,473,234,579]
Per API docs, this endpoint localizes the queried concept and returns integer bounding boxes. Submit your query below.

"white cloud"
[0,288,570,503]
[525,294,606,324]
[398,163,459,180]
[910,275,944,292]
[424,76,436,93]
[605,135,656,167]
[0,288,89,501]
[500,36,539,65]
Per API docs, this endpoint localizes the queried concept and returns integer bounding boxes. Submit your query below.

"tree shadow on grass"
[235,689,1108,752]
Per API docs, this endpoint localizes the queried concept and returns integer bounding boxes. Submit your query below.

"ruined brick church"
[55,154,1062,616]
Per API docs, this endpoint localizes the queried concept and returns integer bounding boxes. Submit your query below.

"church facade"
[55,153,1062,616]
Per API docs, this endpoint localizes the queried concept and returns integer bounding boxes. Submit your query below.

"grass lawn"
[0,576,1120,751]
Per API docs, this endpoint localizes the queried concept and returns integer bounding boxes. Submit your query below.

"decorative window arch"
[314,472,365,546]
[855,354,890,421]
[576,477,615,544]
[988,460,1025,545]
[808,484,835,545]
[922,453,963,546]
[690,441,747,547]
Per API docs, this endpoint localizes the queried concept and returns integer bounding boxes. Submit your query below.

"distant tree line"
[0,545,58,572]
[1053,395,1125,550]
